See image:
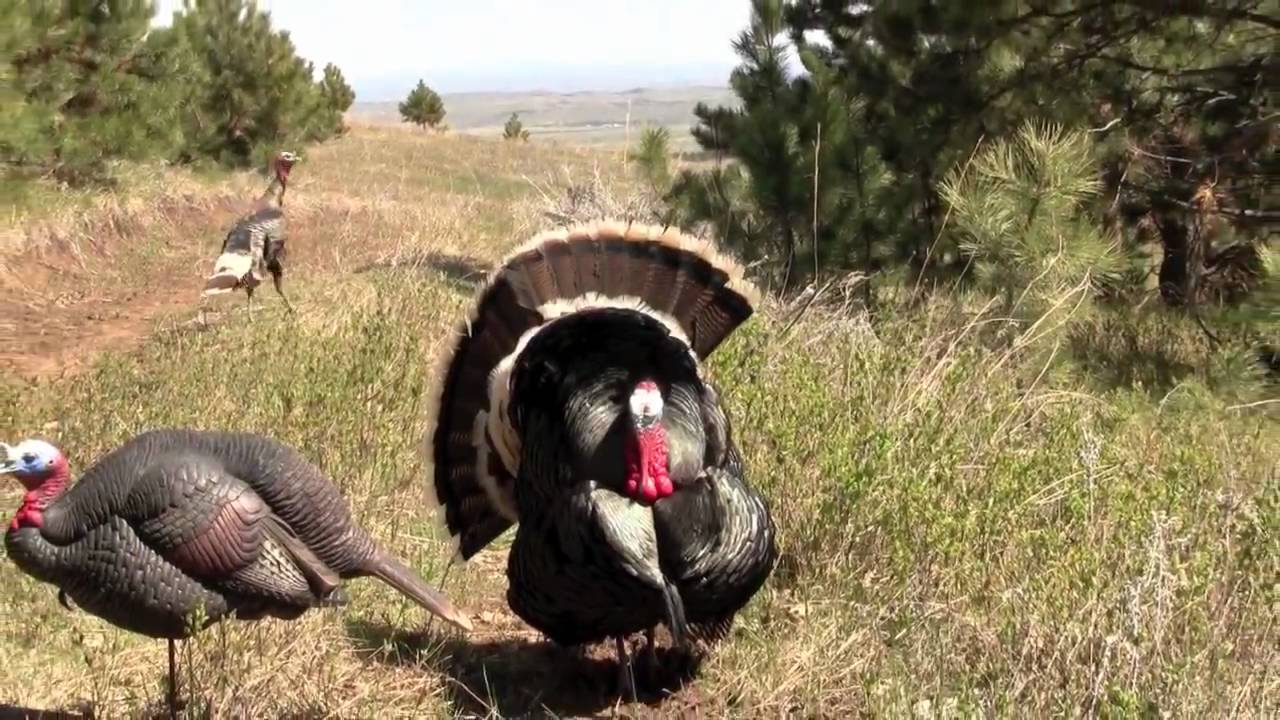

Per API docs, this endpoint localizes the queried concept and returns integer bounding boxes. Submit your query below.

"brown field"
[0,123,1274,718]
[348,86,738,151]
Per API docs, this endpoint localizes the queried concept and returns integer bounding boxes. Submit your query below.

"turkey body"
[427,221,777,654]
[4,428,468,639]
[202,151,295,314]
[206,203,287,293]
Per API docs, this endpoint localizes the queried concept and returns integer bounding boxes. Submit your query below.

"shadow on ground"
[351,252,490,292]
[0,703,93,720]
[345,619,702,717]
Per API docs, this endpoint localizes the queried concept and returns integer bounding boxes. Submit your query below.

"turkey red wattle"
[274,152,297,184]
[8,459,69,530]
[623,424,672,504]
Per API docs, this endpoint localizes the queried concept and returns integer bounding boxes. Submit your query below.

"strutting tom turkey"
[425,220,778,695]
[1,429,472,711]
[201,150,299,321]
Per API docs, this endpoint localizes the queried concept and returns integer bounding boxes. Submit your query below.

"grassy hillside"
[349,86,738,148]
[0,125,1274,718]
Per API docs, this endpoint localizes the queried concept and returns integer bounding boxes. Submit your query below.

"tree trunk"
[1156,213,1189,305]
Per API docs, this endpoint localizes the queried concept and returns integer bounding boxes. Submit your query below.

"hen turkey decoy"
[201,150,299,322]
[426,220,777,696]
[2,429,471,712]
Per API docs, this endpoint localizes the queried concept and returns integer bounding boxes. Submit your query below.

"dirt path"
[0,193,345,382]
[0,197,238,381]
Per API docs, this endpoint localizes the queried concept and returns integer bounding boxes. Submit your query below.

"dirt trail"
[1,196,296,382]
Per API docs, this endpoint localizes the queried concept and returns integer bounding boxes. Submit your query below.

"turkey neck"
[257,172,288,209]
[5,465,73,585]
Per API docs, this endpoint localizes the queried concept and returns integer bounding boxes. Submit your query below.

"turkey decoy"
[2,429,472,714]
[201,150,299,323]
[425,221,777,698]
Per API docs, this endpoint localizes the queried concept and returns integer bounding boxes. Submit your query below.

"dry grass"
[1,124,1275,718]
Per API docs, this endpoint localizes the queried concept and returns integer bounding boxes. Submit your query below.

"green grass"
[0,125,1275,717]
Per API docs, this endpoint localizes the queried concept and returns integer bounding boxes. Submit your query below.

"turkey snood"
[624,379,672,503]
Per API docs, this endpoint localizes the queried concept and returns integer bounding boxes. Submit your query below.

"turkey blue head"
[2,439,70,530]
[0,439,66,486]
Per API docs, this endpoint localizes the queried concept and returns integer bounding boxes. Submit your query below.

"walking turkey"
[2,429,472,712]
[425,220,777,696]
[201,150,299,322]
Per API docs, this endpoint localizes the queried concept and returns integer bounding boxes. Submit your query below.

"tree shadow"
[351,252,490,293]
[0,703,93,720]
[345,619,701,717]
[1064,310,1225,397]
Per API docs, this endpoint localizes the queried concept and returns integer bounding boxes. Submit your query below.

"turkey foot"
[639,627,660,686]
[197,296,213,329]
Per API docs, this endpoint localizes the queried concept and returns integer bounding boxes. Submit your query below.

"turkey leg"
[271,271,296,315]
[167,638,178,719]
[245,286,255,322]
[615,636,637,702]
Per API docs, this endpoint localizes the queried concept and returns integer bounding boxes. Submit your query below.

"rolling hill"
[348,85,738,147]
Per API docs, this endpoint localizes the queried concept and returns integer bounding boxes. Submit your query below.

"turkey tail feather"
[260,514,342,599]
[201,274,240,294]
[202,252,254,295]
[425,220,759,560]
[425,277,538,559]
[501,220,759,358]
[364,549,473,632]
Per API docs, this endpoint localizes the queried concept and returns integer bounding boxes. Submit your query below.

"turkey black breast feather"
[424,220,778,662]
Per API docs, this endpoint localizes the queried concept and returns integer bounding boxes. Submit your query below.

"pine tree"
[502,112,529,141]
[319,62,355,135]
[679,0,1275,310]
[2,0,195,183]
[669,0,889,295]
[399,80,445,130]
[784,0,1276,303]
[940,122,1125,326]
[631,127,671,193]
[166,0,341,165]
[2,0,354,184]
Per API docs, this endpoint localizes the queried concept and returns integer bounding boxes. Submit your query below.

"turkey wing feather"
[119,453,339,598]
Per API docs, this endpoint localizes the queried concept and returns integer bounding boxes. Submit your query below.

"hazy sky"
[154,1,750,99]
